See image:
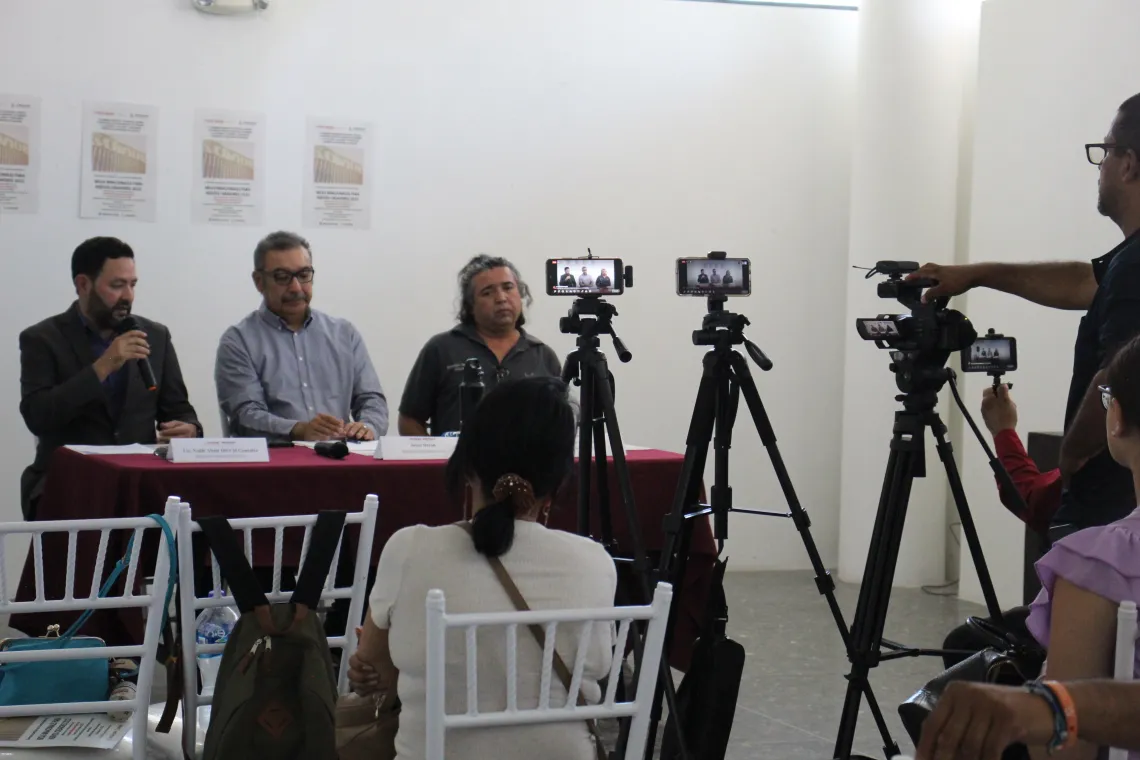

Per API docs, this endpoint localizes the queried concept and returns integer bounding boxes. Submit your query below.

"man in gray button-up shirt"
[215,231,388,442]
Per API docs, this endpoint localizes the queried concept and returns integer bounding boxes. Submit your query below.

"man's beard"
[89,295,131,331]
[1098,183,1117,218]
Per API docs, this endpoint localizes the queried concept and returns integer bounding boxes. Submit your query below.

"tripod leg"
[658,353,719,581]
[590,352,650,593]
[711,360,735,546]
[593,412,616,551]
[727,353,897,752]
[637,353,725,760]
[728,353,849,639]
[929,413,1005,623]
[577,363,595,538]
[589,352,685,750]
[835,420,918,760]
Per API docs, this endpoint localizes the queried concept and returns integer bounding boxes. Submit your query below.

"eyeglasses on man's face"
[262,267,315,286]
[1085,143,1133,166]
[1100,384,1113,411]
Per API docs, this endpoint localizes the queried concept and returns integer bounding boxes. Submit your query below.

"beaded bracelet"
[1024,680,1079,753]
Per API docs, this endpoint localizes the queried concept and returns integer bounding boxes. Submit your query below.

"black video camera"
[855,261,977,355]
[855,261,977,394]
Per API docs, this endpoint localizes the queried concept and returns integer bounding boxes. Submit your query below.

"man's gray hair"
[254,231,311,271]
[457,254,532,327]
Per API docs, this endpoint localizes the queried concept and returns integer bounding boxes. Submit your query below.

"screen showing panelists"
[550,259,620,295]
[685,265,742,290]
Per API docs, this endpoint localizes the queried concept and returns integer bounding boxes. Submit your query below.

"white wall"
[957,0,1139,605]
[0,0,858,582]
[837,0,983,587]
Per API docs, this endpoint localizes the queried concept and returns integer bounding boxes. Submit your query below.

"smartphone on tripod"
[675,257,751,296]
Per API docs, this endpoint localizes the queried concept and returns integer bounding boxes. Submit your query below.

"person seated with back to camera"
[349,376,618,760]
[980,332,1140,760]
[18,237,201,521]
[214,231,388,442]
[398,255,562,437]
[941,383,1064,667]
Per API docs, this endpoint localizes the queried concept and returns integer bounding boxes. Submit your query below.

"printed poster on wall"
[302,117,372,230]
[0,94,41,215]
[80,101,158,222]
[192,109,266,226]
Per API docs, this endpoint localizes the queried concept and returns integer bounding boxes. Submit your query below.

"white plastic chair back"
[0,497,180,760]
[176,496,378,755]
[424,581,673,760]
[1108,600,1138,760]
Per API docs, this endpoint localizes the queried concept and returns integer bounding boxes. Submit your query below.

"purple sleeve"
[1026,513,1140,650]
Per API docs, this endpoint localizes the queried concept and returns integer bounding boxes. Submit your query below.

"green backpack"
[196,511,346,760]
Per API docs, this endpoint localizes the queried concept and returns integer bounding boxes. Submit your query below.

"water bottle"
[195,591,238,696]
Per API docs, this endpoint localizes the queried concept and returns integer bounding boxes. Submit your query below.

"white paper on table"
[65,444,158,455]
[294,441,378,456]
[0,713,131,749]
[302,117,372,230]
[0,94,41,214]
[80,101,158,222]
[192,109,265,226]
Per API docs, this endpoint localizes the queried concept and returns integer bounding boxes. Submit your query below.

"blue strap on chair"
[0,513,177,707]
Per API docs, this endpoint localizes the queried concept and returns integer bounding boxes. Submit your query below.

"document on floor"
[65,443,158,455]
[0,713,131,749]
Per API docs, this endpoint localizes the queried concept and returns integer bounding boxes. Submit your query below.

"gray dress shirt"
[215,303,388,440]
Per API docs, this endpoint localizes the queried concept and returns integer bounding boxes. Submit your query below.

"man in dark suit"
[19,237,201,520]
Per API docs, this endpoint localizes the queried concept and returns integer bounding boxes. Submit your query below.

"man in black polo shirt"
[913,92,1140,536]
[398,254,562,436]
[916,92,1140,665]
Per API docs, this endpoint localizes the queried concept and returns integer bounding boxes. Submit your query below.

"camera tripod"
[560,297,689,759]
[646,297,864,760]
[833,372,1007,760]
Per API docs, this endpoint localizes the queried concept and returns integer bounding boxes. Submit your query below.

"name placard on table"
[376,436,458,461]
[168,438,270,464]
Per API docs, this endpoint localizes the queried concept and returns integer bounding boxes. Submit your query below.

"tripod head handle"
[561,353,580,385]
[745,338,773,371]
[611,332,632,363]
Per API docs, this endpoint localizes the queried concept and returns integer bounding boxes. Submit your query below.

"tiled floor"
[684,570,985,760]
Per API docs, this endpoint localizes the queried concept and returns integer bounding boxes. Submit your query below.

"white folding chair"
[1108,600,1138,760]
[0,497,180,760]
[176,495,378,756]
[424,580,673,760]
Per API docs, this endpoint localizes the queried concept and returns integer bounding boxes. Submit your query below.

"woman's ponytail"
[471,499,516,558]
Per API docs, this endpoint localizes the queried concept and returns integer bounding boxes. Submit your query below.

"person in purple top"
[1025,331,1140,759]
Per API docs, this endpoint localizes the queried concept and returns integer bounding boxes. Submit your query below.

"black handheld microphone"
[459,358,486,429]
[116,316,157,392]
[314,440,349,460]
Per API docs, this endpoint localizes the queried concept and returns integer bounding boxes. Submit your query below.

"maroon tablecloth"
[13,446,714,669]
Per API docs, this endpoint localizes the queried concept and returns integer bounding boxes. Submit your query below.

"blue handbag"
[0,513,178,707]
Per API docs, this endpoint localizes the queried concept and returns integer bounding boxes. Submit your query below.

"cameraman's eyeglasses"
[261,267,315,286]
[1086,143,1132,166]
[1100,384,1113,410]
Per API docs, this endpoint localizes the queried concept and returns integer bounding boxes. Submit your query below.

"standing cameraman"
[912,93,1140,539]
